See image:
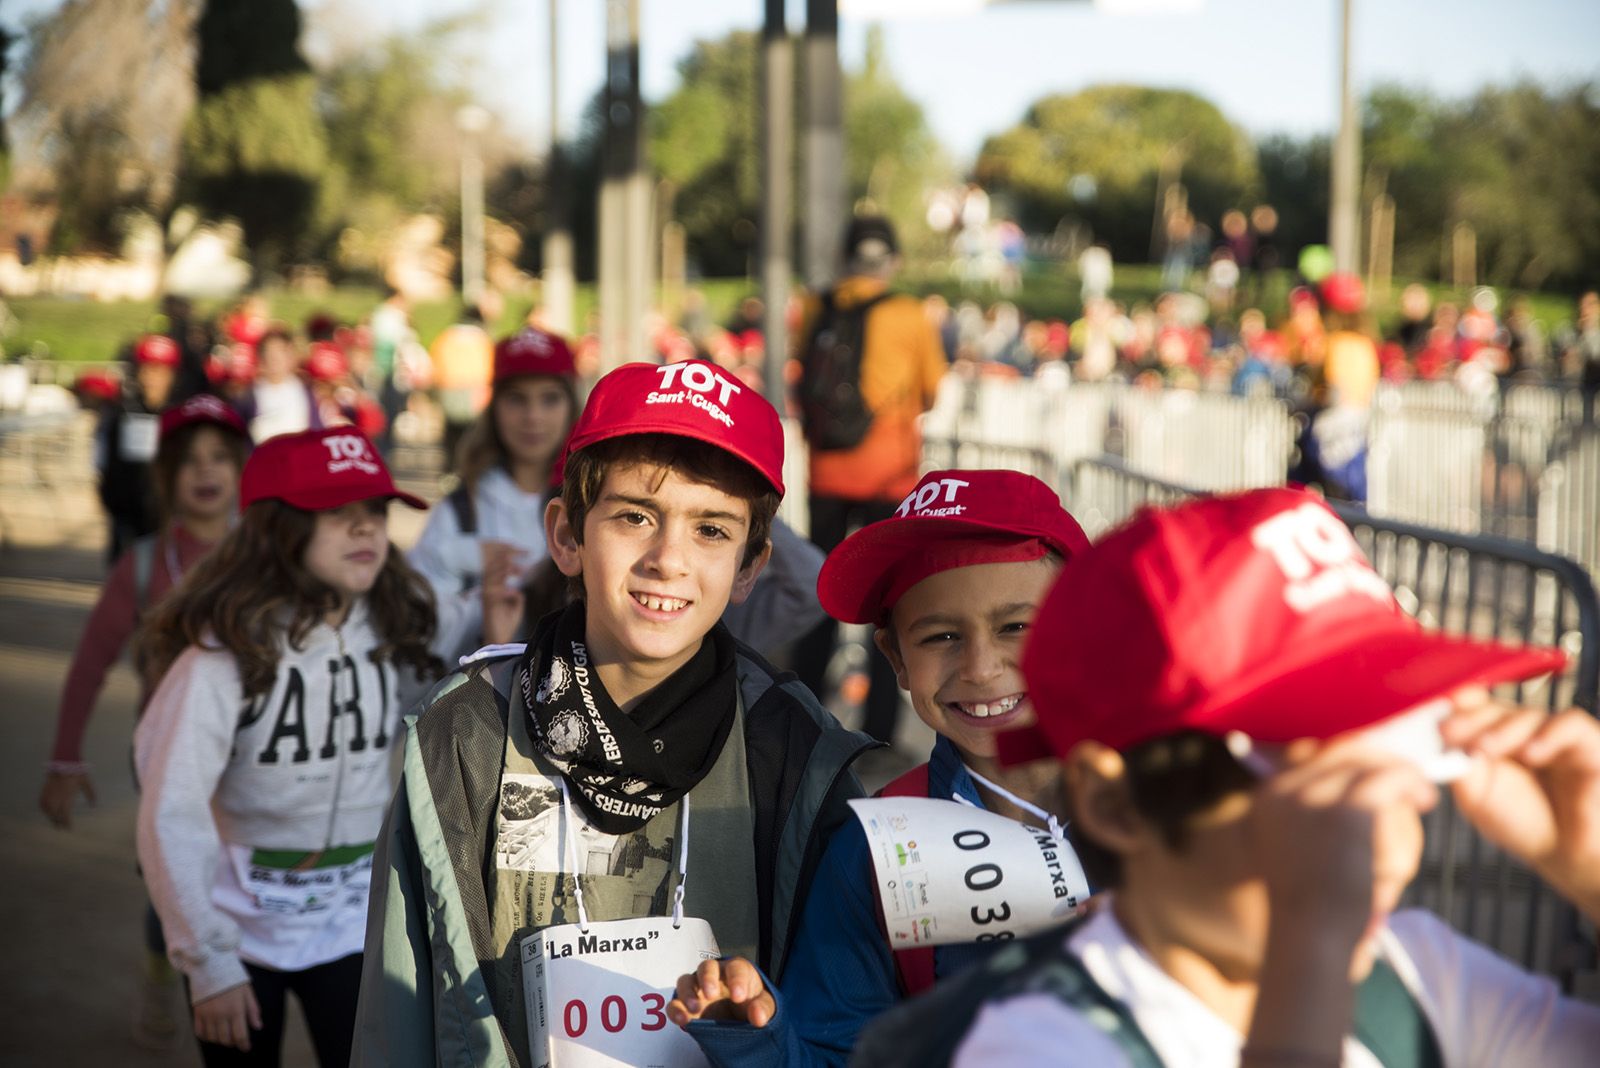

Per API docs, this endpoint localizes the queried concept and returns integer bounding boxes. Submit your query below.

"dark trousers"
[795,494,902,743]
[191,952,363,1068]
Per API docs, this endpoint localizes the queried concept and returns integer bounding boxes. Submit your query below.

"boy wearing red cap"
[855,487,1600,1067]
[97,333,183,560]
[353,360,876,1068]
[667,468,1092,1066]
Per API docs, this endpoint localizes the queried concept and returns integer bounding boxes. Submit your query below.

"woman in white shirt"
[409,325,580,660]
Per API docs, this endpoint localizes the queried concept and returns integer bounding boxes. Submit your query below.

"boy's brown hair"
[559,433,780,597]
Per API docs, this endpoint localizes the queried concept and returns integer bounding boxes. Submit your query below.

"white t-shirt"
[250,378,312,442]
[954,905,1600,1068]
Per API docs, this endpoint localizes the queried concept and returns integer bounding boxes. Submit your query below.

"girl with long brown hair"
[133,427,444,1067]
[408,324,580,660]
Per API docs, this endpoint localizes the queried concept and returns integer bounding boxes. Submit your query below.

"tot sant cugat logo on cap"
[1249,503,1393,614]
[645,363,742,429]
[895,476,971,519]
[322,433,381,477]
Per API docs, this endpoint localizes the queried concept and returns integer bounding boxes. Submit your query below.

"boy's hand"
[1443,689,1600,923]
[192,981,262,1051]
[667,958,775,1029]
[40,769,96,828]
[1250,740,1438,953]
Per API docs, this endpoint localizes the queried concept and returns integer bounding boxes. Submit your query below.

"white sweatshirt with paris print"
[134,600,428,1003]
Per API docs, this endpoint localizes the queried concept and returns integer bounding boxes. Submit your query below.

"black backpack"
[798,290,892,451]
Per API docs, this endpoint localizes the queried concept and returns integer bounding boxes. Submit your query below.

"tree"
[649,28,948,278]
[0,24,14,193]
[10,0,198,252]
[181,0,327,273]
[975,85,1259,264]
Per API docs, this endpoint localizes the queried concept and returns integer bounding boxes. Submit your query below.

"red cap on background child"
[818,468,1091,625]
[1001,487,1566,766]
[159,394,248,442]
[239,427,426,512]
[304,341,349,382]
[561,359,785,495]
[135,335,181,367]
[495,326,577,384]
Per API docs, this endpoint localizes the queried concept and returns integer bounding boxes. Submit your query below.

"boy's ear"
[872,626,910,692]
[545,497,584,579]
[728,539,773,606]
[1064,743,1147,858]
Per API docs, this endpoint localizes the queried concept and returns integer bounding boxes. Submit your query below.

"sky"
[8,0,1599,164]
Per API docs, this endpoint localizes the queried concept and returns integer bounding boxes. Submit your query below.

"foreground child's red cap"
[1001,487,1566,765]
[239,427,426,512]
[818,469,1091,624]
[561,360,785,495]
[159,394,249,442]
[495,326,577,384]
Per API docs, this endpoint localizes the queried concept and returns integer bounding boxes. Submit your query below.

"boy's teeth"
[957,695,1022,718]
[635,593,688,612]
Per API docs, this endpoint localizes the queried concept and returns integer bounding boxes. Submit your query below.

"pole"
[1328,0,1361,275]
[599,0,648,371]
[762,0,794,409]
[457,105,490,309]
[541,0,575,335]
[802,0,844,290]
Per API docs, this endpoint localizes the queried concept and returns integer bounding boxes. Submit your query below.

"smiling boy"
[668,468,1092,1066]
[352,361,876,1068]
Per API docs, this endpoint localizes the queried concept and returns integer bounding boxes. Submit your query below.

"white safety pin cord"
[557,778,592,933]
[558,779,693,931]
[957,763,1065,841]
[671,795,690,929]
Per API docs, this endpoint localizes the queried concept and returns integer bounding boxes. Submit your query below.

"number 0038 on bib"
[521,916,720,1068]
[848,796,1090,949]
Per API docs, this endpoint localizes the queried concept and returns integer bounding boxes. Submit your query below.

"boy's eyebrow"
[904,602,1038,630]
[601,492,749,526]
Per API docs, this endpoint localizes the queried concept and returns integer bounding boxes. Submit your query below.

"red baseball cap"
[135,334,180,367]
[1321,272,1366,315]
[304,341,349,382]
[1002,487,1566,765]
[561,360,784,495]
[495,326,577,385]
[819,469,1091,625]
[159,394,248,442]
[239,427,426,512]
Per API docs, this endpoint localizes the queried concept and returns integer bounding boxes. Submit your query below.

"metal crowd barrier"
[1538,426,1600,589]
[1065,454,1600,992]
[922,376,1291,492]
[1366,381,1593,551]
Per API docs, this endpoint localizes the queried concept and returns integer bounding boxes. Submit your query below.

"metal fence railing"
[1065,454,1600,993]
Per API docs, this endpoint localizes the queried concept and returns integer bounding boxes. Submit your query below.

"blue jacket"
[688,736,1004,1067]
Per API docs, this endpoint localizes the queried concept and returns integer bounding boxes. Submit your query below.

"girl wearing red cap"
[670,468,1094,1067]
[409,325,581,659]
[132,427,445,1067]
[42,395,252,1049]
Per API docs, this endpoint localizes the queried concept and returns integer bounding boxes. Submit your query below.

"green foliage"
[194,0,308,94]
[1363,81,1600,291]
[648,27,948,277]
[182,0,326,273]
[976,85,1259,261]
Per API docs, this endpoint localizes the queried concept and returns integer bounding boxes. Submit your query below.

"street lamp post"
[1328,0,1361,275]
[456,103,491,310]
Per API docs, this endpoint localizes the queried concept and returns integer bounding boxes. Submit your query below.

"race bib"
[522,915,720,1068]
[848,796,1090,949]
[119,413,160,463]
[236,843,374,917]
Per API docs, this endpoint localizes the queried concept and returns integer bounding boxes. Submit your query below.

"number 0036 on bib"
[521,916,720,1068]
[848,796,1091,949]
